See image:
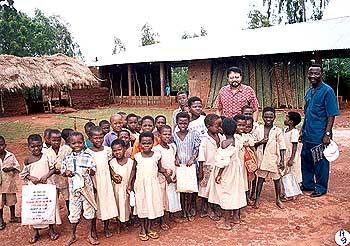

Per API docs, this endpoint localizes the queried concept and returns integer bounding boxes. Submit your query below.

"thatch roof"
[0,54,100,90]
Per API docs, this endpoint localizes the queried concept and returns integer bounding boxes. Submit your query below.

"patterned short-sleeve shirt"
[215,84,259,118]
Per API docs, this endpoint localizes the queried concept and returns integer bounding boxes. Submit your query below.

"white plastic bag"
[21,184,57,225]
[176,165,198,193]
[281,171,302,198]
[166,183,181,213]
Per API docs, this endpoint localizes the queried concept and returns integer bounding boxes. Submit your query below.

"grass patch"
[0,106,290,142]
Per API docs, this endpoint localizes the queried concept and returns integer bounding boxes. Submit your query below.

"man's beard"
[231,82,240,88]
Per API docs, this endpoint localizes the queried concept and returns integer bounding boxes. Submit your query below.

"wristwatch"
[325,131,331,136]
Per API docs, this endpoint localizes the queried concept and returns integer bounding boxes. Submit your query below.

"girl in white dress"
[128,132,169,241]
[20,134,60,244]
[208,118,247,230]
[109,139,133,228]
[86,127,118,238]
[153,125,182,230]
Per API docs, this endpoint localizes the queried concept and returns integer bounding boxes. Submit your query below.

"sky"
[13,0,350,62]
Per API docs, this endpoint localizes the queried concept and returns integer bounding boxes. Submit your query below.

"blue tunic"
[302,82,339,144]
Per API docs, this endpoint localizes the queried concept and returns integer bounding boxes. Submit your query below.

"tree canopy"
[248,0,330,29]
[181,26,208,39]
[0,5,82,57]
[112,36,126,55]
[140,23,159,46]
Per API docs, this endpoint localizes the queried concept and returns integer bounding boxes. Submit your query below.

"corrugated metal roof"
[88,16,350,67]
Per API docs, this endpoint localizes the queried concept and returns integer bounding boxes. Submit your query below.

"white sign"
[21,184,57,225]
[335,229,350,246]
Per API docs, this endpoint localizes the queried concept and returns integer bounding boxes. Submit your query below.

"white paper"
[176,165,198,193]
[21,184,57,225]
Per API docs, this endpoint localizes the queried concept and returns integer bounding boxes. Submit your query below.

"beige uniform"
[20,154,62,227]
[109,158,133,222]
[198,134,225,198]
[0,151,20,208]
[255,125,286,180]
[44,145,71,200]
[86,147,118,220]
[284,128,302,183]
[134,152,164,219]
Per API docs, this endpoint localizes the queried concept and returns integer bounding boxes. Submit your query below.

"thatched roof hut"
[0,53,100,90]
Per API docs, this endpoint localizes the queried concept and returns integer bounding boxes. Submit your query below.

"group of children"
[0,91,303,244]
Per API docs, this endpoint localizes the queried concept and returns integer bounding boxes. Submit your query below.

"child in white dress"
[198,114,223,221]
[153,125,182,230]
[128,132,169,241]
[86,126,118,238]
[109,139,133,228]
[207,118,247,230]
[20,134,60,244]
[254,107,286,209]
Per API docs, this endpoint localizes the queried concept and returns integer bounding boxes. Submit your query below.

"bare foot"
[160,223,170,231]
[276,200,285,209]
[104,230,112,238]
[253,201,260,209]
[49,231,59,241]
[208,211,220,221]
[65,235,77,246]
[247,199,255,206]
[29,233,40,244]
[88,235,100,245]
[199,210,208,218]
[216,222,232,230]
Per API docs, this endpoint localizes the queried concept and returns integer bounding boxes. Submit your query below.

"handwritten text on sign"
[21,184,57,225]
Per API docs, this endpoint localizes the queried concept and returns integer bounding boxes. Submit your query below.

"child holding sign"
[20,134,60,244]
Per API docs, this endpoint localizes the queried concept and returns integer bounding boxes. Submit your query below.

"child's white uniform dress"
[20,153,62,228]
[198,134,225,198]
[207,143,247,210]
[109,158,133,222]
[86,147,118,220]
[153,144,181,213]
[134,152,164,219]
[284,128,302,183]
[255,125,287,180]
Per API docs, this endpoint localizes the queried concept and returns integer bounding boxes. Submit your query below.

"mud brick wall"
[188,60,212,107]
[1,92,27,116]
[70,87,110,109]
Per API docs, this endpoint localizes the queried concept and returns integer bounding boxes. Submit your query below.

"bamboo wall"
[207,56,311,109]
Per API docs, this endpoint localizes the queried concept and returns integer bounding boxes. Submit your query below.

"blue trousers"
[301,141,330,193]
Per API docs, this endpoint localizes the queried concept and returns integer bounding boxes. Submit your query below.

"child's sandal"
[9,217,21,223]
[160,223,170,231]
[147,231,159,239]
[29,234,40,244]
[138,233,149,241]
[0,222,6,230]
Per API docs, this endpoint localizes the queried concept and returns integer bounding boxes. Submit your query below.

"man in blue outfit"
[300,64,340,198]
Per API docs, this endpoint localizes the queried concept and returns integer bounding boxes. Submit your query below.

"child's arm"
[254,138,268,148]
[20,158,40,184]
[175,154,180,166]
[186,149,198,167]
[279,149,286,171]
[287,143,298,167]
[127,160,137,193]
[198,161,204,181]
[109,162,122,184]
[215,168,225,184]
[39,167,56,184]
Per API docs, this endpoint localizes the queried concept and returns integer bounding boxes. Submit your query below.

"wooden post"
[160,63,165,97]
[128,64,132,96]
[0,89,4,114]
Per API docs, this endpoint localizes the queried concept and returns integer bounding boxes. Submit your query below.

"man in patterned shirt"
[215,66,259,121]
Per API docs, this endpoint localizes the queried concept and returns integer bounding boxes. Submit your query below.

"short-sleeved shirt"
[215,84,259,118]
[172,130,200,165]
[61,150,96,193]
[302,82,339,144]
[103,131,119,147]
[0,151,20,193]
[188,115,207,142]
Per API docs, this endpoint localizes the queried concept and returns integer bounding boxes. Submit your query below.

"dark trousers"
[301,141,330,193]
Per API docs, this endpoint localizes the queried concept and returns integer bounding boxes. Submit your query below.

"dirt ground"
[0,111,349,245]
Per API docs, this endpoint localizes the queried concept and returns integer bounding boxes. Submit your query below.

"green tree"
[181,26,208,39]
[0,6,82,57]
[248,0,330,28]
[323,58,350,101]
[248,9,271,29]
[140,22,159,46]
[112,36,126,55]
[171,67,188,92]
